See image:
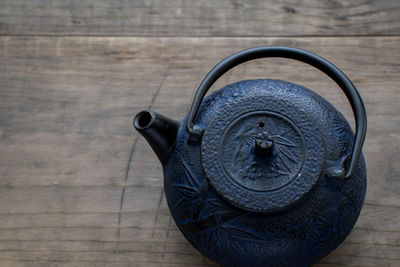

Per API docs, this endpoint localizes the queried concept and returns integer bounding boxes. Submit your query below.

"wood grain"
[0,36,399,266]
[0,0,399,37]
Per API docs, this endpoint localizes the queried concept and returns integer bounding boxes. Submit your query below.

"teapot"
[133,47,367,267]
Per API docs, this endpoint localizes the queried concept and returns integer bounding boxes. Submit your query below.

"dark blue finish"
[162,79,366,267]
[133,47,368,266]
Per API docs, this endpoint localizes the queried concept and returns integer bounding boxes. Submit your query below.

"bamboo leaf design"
[172,184,200,198]
[277,153,292,173]
[172,159,268,263]
[246,136,255,145]
[224,225,264,240]
[182,159,201,191]
[233,239,257,265]
[197,230,218,256]
[279,145,298,163]
[213,225,262,266]
[274,135,298,148]
[239,145,252,161]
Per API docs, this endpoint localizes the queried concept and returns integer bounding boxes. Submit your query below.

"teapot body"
[133,47,368,267]
[163,79,366,267]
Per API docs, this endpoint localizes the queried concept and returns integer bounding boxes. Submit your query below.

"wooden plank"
[0,36,399,266]
[0,0,399,37]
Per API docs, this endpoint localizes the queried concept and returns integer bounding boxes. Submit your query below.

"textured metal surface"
[201,86,325,212]
[160,79,366,267]
[187,46,367,179]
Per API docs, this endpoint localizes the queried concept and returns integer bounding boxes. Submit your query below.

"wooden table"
[0,1,399,266]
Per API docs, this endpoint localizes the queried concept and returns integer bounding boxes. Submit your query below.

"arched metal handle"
[186,46,367,179]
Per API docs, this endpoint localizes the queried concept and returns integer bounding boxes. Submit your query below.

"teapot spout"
[133,110,179,164]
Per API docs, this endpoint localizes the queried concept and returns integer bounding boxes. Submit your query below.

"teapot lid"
[200,84,325,212]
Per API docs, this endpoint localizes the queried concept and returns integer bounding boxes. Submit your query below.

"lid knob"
[255,132,274,159]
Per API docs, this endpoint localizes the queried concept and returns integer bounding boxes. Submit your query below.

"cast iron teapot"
[133,47,367,267]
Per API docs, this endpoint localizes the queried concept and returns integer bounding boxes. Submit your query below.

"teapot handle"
[186,46,366,179]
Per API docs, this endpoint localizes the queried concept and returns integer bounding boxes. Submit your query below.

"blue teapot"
[133,47,367,267]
